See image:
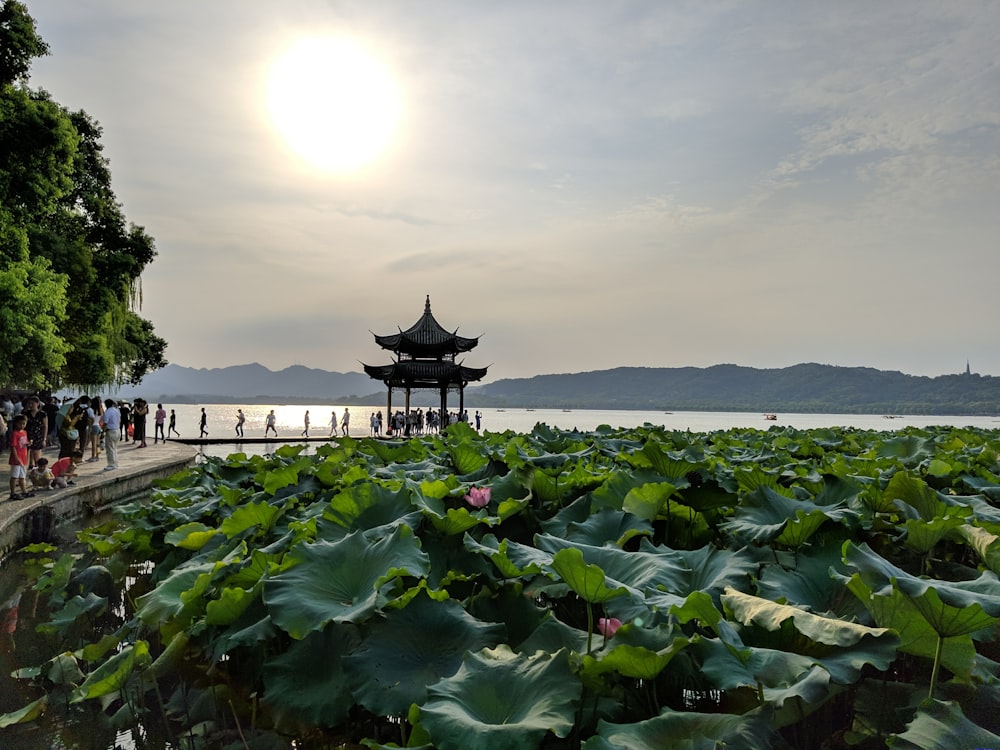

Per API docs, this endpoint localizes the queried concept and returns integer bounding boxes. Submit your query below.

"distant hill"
[468,364,1000,415]
[105,362,1000,415]
[110,363,377,404]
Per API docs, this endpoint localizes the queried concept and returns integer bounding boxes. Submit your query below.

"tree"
[0,0,167,389]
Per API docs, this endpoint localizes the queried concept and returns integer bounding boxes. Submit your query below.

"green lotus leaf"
[264,525,430,638]
[582,636,691,680]
[888,698,1000,749]
[903,515,967,554]
[45,652,84,686]
[448,439,489,475]
[952,523,1000,575]
[583,706,777,750]
[418,645,581,750]
[464,534,543,579]
[38,593,108,636]
[623,481,679,522]
[325,482,416,531]
[71,640,150,703]
[839,572,976,679]
[844,542,1000,637]
[721,486,855,545]
[721,587,893,647]
[550,547,629,604]
[258,459,306,495]
[205,584,258,626]
[343,593,505,716]
[261,624,360,728]
[876,435,934,467]
[884,471,940,520]
[517,613,590,656]
[644,546,757,611]
[220,500,283,538]
[164,522,219,551]
[756,542,862,617]
[958,474,1000,501]
[0,697,48,729]
[561,507,653,548]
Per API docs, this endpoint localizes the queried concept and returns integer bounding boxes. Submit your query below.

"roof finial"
[425,295,432,314]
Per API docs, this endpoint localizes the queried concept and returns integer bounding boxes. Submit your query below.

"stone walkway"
[0,438,198,556]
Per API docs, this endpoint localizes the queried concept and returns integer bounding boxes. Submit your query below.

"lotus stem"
[586,600,594,654]
[928,634,943,699]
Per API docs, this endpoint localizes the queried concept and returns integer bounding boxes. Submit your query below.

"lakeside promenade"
[0,439,198,557]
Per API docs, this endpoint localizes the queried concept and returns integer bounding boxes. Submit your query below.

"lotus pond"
[2,421,1000,749]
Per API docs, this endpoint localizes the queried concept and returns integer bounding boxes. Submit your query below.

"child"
[49,450,83,489]
[8,415,33,500]
[28,457,54,490]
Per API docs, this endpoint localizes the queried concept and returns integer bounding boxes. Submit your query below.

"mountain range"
[110,362,1000,415]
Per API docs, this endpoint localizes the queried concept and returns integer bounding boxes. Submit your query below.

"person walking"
[235,409,245,438]
[154,403,167,443]
[168,409,180,437]
[199,407,209,438]
[265,409,277,438]
[301,410,310,437]
[340,407,350,436]
[102,399,120,471]
[328,410,338,437]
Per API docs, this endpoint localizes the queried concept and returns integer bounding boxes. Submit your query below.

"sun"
[266,37,401,174]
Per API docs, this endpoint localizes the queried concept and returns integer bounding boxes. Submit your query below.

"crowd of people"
[1,391,174,501]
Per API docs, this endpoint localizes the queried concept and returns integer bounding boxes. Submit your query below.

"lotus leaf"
[343,593,505,715]
[888,698,1000,749]
[583,706,777,750]
[264,525,430,638]
[419,645,581,750]
[261,624,360,728]
[71,640,150,703]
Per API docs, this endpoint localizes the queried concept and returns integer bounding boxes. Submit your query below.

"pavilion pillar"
[440,387,447,426]
[459,386,465,420]
[386,387,392,433]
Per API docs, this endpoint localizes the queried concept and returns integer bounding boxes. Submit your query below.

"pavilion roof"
[372,295,480,356]
[363,360,489,388]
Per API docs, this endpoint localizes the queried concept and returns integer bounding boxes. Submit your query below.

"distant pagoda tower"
[363,296,488,427]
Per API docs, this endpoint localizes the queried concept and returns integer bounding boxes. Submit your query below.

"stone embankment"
[0,439,197,557]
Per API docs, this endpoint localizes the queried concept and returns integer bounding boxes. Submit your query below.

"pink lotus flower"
[464,486,491,508]
[597,617,622,638]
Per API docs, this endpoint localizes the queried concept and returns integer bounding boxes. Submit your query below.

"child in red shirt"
[8,415,32,500]
[49,451,83,489]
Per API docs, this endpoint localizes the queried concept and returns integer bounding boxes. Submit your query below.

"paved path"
[0,438,198,556]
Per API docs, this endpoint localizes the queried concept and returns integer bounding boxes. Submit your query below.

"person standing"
[301,410,310,437]
[265,409,277,437]
[44,395,59,447]
[120,401,132,442]
[8,415,31,500]
[168,409,180,437]
[102,399,120,471]
[154,404,167,443]
[132,399,149,448]
[475,410,482,430]
[87,396,104,461]
[340,407,350,436]
[199,407,208,438]
[23,396,47,468]
[235,409,246,438]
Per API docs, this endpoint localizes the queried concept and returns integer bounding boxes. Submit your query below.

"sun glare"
[266,37,401,174]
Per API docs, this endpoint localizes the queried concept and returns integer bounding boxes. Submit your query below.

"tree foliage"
[0,0,166,389]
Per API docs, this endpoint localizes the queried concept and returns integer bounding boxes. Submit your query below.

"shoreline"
[0,439,198,559]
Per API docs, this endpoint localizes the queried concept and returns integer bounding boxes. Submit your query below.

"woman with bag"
[58,397,88,458]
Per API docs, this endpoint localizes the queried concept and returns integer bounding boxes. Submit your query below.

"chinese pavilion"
[363,296,488,425]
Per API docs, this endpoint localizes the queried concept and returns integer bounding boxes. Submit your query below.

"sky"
[24,1,1000,382]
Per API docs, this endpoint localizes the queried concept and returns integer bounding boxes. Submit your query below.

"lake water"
[141,403,1000,457]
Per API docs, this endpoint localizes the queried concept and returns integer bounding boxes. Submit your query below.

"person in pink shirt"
[154,404,167,443]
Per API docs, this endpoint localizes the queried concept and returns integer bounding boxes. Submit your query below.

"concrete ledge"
[0,442,198,557]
